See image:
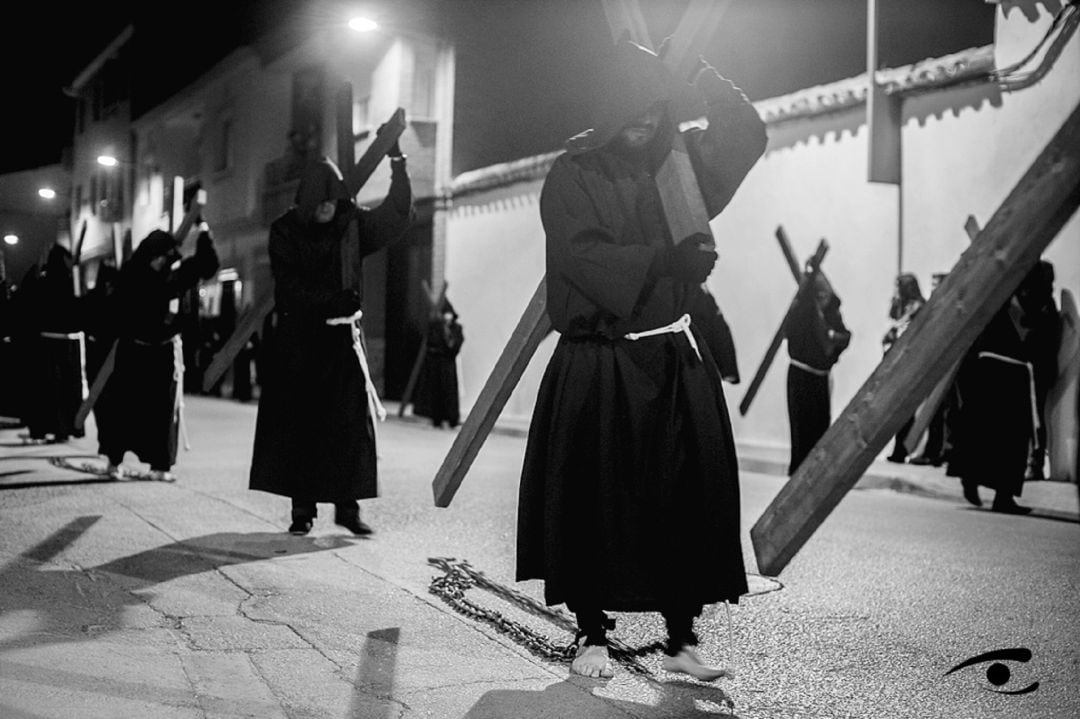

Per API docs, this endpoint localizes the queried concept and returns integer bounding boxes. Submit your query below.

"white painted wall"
[445,182,555,425]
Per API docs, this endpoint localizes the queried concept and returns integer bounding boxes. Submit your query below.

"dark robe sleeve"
[269,221,336,316]
[541,157,658,321]
[685,70,768,218]
[690,287,740,382]
[165,231,219,297]
[353,160,414,258]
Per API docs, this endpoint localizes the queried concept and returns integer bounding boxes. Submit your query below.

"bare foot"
[571,644,614,678]
[662,647,732,682]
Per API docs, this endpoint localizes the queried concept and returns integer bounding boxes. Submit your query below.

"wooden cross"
[200,94,407,392]
[432,0,735,507]
[751,102,1080,576]
[738,229,831,416]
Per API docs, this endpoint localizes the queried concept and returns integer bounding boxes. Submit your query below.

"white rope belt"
[789,358,830,377]
[623,313,701,362]
[327,309,387,422]
[172,335,191,451]
[977,351,1040,432]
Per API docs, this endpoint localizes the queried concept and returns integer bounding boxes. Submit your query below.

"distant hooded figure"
[412,297,464,428]
[884,272,926,463]
[100,225,218,480]
[249,148,413,536]
[23,244,86,441]
[784,272,851,474]
[515,40,766,681]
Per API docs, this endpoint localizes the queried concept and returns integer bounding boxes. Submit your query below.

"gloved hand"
[328,289,362,318]
[654,233,717,284]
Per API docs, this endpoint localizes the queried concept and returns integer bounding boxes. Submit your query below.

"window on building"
[74,184,83,214]
[353,96,370,135]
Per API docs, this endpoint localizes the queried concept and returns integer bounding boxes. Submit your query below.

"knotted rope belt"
[327,309,387,422]
[623,313,701,362]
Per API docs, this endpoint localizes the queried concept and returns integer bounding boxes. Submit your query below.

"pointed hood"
[566,39,704,154]
[294,157,351,223]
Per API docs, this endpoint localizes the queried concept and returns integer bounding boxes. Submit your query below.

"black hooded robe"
[101,230,218,470]
[249,159,412,504]
[413,305,464,428]
[516,47,767,611]
[23,246,86,440]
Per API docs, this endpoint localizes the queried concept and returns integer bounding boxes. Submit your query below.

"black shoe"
[886,454,907,464]
[909,456,935,466]
[288,518,313,535]
[991,497,1032,515]
[335,514,373,536]
[961,480,982,507]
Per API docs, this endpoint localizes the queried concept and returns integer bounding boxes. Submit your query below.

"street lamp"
[348,16,378,32]
[3,234,17,246]
[38,188,56,200]
[97,155,119,167]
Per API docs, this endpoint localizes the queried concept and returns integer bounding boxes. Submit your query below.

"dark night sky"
[0,0,995,176]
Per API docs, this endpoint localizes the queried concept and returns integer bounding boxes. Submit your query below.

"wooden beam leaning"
[900,217,981,455]
[200,107,407,392]
[432,0,734,507]
[751,102,1080,577]
[73,340,116,433]
[738,240,829,416]
[433,280,552,507]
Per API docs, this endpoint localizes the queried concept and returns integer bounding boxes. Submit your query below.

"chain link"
[427,557,659,675]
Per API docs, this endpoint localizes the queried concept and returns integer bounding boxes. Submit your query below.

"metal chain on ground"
[427,557,659,675]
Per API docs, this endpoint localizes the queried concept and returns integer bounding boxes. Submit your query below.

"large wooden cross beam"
[751,102,1080,576]
[200,95,407,392]
[432,0,734,507]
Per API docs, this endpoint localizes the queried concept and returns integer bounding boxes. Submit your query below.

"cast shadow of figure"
[0,516,355,654]
[462,677,739,719]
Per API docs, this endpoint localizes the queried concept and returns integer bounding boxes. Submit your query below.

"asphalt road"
[1,396,1077,718]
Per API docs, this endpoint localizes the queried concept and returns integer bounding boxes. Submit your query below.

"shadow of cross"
[0,517,355,654]
[432,0,737,507]
[349,627,402,719]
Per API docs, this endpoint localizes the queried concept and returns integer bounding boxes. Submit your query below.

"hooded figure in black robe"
[23,244,86,441]
[249,153,412,535]
[413,298,464,428]
[883,273,925,463]
[784,273,851,474]
[101,227,218,478]
[516,40,766,678]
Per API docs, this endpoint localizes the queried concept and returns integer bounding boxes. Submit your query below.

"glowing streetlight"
[3,234,18,246]
[348,16,378,32]
[97,155,119,167]
[38,188,56,199]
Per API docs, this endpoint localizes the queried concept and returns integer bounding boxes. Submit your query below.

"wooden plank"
[73,340,117,433]
[345,107,406,198]
[433,280,552,507]
[738,240,829,416]
[432,0,732,507]
[71,220,88,295]
[201,289,274,393]
[900,217,980,455]
[774,226,803,283]
[751,102,1080,577]
[336,81,356,178]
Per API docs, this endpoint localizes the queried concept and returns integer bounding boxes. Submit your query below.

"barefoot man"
[515,40,766,680]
